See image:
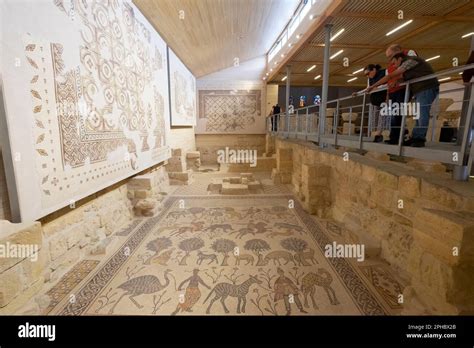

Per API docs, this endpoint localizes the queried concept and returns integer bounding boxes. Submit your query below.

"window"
[300,0,311,19]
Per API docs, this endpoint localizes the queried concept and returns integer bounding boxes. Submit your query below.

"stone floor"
[25,171,406,316]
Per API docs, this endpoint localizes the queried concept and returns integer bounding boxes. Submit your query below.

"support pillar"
[285,65,291,138]
[319,24,332,148]
[453,35,474,180]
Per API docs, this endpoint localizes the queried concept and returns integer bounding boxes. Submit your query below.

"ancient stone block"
[65,224,84,250]
[134,190,150,199]
[48,233,68,261]
[399,175,421,198]
[186,151,200,159]
[0,221,43,273]
[0,265,23,307]
[90,238,111,256]
[168,171,192,181]
[172,148,183,157]
[165,162,186,172]
[241,173,254,180]
[127,175,153,190]
[413,208,474,246]
[341,112,358,122]
[248,181,263,192]
[421,180,462,210]
[342,123,355,135]
[277,148,292,161]
[375,170,398,190]
[221,183,249,195]
[229,177,242,184]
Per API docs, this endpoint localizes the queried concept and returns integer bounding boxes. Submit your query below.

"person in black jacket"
[271,104,281,131]
[354,64,389,142]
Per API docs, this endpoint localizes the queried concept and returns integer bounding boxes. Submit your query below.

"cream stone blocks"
[165,148,194,185]
[128,166,169,216]
[274,137,474,315]
[0,162,172,313]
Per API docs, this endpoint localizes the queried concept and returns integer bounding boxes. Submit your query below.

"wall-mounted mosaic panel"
[0,0,171,221]
[168,48,196,126]
[196,89,263,134]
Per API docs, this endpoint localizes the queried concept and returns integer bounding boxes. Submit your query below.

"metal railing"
[267,63,474,181]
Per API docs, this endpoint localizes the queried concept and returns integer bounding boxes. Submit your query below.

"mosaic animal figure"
[233,222,268,239]
[262,250,295,266]
[207,209,224,220]
[204,275,262,314]
[108,270,171,314]
[166,211,187,221]
[301,268,340,309]
[205,224,233,233]
[186,207,206,218]
[274,222,304,234]
[196,250,218,265]
[170,221,205,237]
[234,253,255,266]
[150,249,174,266]
[222,207,242,219]
[294,248,318,266]
[242,207,262,219]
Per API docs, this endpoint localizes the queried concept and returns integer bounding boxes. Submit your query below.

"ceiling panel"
[134,0,300,77]
[269,0,473,86]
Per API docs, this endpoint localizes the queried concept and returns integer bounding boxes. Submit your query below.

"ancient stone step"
[221,182,249,195]
[186,151,201,159]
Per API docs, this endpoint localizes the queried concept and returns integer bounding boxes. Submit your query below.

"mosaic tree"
[281,238,310,266]
[244,239,271,266]
[211,238,236,266]
[145,237,172,264]
[178,237,204,265]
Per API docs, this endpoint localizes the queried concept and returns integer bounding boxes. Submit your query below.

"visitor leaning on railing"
[367,52,439,148]
[352,64,388,143]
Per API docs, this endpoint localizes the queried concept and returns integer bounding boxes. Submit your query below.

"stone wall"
[0,163,169,314]
[168,127,196,153]
[273,136,474,315]
[196,134,266,164]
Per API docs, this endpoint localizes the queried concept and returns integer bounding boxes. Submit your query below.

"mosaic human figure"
[273,267,307,315]
[172,269,210,315]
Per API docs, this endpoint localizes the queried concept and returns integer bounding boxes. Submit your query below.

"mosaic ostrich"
[108,270,171,314]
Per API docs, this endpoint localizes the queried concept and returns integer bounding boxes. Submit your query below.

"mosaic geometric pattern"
[199,90,262,133]
[359,264,404,310]
[43,260,99,314]
[46,193,392,316]
[0,0,170,220]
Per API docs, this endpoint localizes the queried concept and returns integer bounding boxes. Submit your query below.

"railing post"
[359,93,366,149]
[431,93,440,142]
[349,106,352,136]
[319,24,332,148]
[305,107,309,140]
[296,109,300,138]
[454,79,474,180]
[334,100,339,147]
[368,104,373,136]
[398,82,411,156]
[285,65,291,139]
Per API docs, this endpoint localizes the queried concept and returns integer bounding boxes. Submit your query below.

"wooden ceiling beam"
[329,20,442,75]
[308,43,468,50]
[336,11,474,22]
[289,60,341,65]
[446,1,474,16]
